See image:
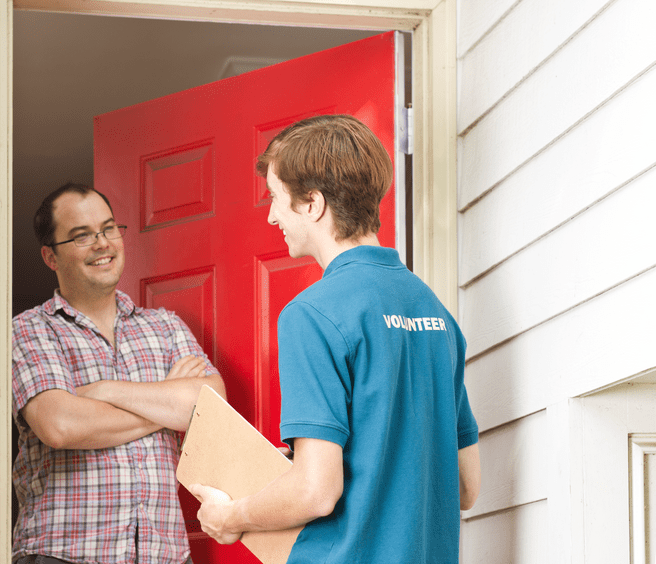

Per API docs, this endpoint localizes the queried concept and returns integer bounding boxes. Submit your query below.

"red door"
[94,31,398,563]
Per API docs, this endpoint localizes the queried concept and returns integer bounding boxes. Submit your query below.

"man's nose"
[267,205,276,226]
[91,232,111,247]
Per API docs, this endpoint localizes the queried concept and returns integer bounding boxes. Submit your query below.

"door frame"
[1,0,458,556]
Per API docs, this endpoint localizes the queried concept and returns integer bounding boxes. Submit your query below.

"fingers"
[187,483,205,500]
[167,356,208,380]
[277,446,293,460]
[190,485,241,545]
[188,483,231,502]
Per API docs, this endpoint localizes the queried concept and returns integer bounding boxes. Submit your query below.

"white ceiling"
[12,10,381,314]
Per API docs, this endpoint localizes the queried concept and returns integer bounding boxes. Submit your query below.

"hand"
[187,484,242,545]
[166,355,207,380]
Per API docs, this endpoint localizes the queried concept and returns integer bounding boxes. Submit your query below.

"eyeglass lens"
[74,225,126,247]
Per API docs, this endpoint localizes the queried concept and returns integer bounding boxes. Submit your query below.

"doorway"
[11,9,413,549]
[6,4,460,561]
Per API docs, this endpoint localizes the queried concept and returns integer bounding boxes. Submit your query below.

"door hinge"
[400,105,414,155]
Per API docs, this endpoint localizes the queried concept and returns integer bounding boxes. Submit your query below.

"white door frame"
[1,0,457,555]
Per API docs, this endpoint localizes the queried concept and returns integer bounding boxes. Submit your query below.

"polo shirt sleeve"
[12,312,76,421]
[277,301,352,450]
[453,328,479,449]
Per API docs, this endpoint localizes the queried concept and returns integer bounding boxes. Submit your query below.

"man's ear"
[41,246,58,272]
[306,190,327,222]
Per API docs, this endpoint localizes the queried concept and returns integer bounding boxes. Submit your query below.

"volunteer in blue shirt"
[189,114,480,563]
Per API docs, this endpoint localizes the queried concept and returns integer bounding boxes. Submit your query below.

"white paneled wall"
[458,0,656,207]
[461,500,548,564]
[457,0,656,561]
[462,410,547,520]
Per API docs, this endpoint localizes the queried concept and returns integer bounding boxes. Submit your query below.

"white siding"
[462,410,547,520]
[457,0,656,561]
[460,411,549,563]
[461,500,548,564]
[458,0,656,207]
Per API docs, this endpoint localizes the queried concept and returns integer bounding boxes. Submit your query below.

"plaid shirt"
[12,290,218,564]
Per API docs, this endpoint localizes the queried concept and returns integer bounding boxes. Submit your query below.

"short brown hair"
[256,115,393,241]
[34,182,114,247]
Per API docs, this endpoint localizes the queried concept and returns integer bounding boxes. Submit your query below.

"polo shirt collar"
[323,245,401,278]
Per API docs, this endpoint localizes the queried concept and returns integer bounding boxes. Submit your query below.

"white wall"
[456,0,656,561]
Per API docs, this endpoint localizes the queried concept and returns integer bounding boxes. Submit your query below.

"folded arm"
[76,356,227,432]
[189,437,344,543]
[22,388,162,450]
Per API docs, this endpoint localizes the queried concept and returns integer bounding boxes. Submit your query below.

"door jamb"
[1,0,457,556]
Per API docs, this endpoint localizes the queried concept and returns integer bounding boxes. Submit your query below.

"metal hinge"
[400,104,414,155]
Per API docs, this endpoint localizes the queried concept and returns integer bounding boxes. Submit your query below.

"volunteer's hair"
[256,114,393,241]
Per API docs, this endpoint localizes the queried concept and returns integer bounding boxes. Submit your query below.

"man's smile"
[88,256,114,266]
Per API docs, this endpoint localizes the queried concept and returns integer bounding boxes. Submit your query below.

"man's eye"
[104,225,118,235]
[74,233,92,243]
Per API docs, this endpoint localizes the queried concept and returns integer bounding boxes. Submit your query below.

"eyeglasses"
[50,225,128,248]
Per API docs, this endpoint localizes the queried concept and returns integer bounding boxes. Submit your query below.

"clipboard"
[177,385,302,564]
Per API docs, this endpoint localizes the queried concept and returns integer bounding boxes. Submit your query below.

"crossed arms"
[22,355,226,450]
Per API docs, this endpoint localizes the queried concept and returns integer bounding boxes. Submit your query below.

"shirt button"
[139,503,144,509]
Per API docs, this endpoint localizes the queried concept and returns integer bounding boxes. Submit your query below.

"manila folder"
[177,385,302,564]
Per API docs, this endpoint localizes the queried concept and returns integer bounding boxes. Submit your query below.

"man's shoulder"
[126,302,190,336]
[117,291,169,320]
[13,300,52,328]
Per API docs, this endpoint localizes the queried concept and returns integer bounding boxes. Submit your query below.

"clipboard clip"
[180,403,199,454]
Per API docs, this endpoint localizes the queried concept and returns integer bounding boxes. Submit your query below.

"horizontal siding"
[465,267,656,432]
[458,0,612,133]
[460,500,547,564]
[462,410,547,519]
[458,0,656,560]
[458,0,656,209]
[459,64,656,286]
[456,0,519,57]
[460,166,656,359]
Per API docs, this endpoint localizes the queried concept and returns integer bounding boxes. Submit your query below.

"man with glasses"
[11,183,225,564]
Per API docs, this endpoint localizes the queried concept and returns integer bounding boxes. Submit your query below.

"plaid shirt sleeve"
[12,310,76,422]
[160,309,220,376]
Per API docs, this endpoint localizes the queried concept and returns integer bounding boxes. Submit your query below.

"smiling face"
[42,191,125,301]
[266,166,311,259]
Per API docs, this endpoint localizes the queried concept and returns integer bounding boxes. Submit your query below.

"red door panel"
[94,31,397,563]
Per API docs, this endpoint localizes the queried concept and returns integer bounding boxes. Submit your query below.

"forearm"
[459,443,481,510]
[228,465,336,533]
[78,374,225,431]
[61,400,162,449]
[23,389,162,450]
[193,438,343,541]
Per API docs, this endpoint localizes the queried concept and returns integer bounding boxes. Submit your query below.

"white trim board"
[630,434,656,564]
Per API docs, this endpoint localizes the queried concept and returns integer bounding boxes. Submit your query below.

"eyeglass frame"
[48,224,128,248]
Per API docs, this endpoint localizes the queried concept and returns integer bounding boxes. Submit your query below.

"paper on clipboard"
[177,385,302,564]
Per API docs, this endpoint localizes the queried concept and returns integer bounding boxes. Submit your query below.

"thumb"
[187,483,207,500]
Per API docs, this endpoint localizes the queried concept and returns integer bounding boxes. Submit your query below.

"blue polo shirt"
[278,246,478,564]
